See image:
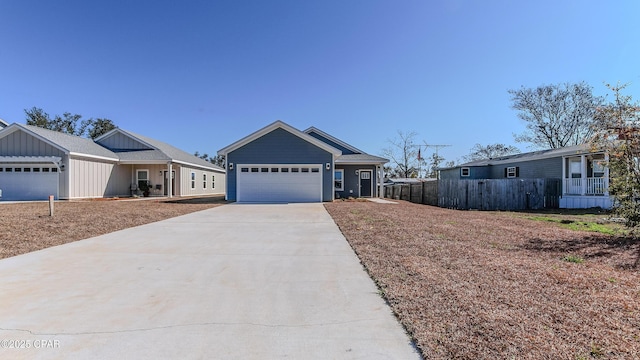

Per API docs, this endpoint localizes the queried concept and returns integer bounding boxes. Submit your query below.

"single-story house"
[438,144,612,209]
[217,120,388,203]
[0,123,225,201]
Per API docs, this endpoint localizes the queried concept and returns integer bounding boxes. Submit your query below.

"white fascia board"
[335,160,387,165]
[217,120,342,157]
[303,126,365,154]
[69,152,119,162]
[172,159,226,173]
[116,160,170,165]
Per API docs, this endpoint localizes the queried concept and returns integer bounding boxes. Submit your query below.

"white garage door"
[0,165,59,201]
[237,164,322,203]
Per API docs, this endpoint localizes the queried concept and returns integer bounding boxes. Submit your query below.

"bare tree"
[509,82,604,149]
[464,143,520,162]
[382,130,419,178]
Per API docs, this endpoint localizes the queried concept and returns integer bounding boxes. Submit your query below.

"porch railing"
[563,177,608,195]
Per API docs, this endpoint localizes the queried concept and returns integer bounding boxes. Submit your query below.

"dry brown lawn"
[325,200,640,360]
[0,196,225,259]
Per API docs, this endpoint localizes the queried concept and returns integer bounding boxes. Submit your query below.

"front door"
[163,171,175,196]
[359,170,373,197]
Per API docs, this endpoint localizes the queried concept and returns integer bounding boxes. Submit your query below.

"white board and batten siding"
[67,157,129,199]
[178,166,225,196]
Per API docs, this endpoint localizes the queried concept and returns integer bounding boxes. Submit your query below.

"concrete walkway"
[0,203,420,359]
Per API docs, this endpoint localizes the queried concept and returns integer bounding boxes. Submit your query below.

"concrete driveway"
[0,203,420,359]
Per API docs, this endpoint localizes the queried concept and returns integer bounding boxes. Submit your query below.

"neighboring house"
[0,119,8,130]
[0,123,225,201]
[438,144,612,209]
[217,120,388,203]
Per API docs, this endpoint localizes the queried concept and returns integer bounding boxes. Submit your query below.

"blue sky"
[1,1,639,164]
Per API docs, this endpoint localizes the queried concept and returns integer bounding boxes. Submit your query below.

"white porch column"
[580,155,587,195]
[167,162,173,198]
[561,156,566,195]
[378,165,384,198]
[604,153,610,196]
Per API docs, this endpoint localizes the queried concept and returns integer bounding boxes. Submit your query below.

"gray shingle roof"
[442,144,593,170]
[336,153,389,164]
[22,124,119,159]
[117,130,224,171]
[115,149,171,162]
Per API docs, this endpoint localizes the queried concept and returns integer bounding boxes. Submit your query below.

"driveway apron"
[0,203,420,359]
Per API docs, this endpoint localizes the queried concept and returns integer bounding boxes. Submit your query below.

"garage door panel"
[237,165,322,203]
[0,168,59,201]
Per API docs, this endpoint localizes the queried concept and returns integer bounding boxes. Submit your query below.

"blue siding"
[441,157,563,180]
[227,128,334,201]
[439,166,491,179]
[335,165,378,198]
[489,157,562,178]
[307,132,357,155]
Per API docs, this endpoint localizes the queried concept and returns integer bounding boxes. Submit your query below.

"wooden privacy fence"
[384,181,438,206]
[385,178,561,210]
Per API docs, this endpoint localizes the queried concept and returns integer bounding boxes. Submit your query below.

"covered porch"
[560,152,613,209]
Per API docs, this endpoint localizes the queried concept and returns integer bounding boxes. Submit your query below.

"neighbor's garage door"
[237,164,322,203]
[0,165,59,201]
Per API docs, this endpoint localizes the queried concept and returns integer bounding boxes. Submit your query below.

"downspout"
[167,161,173,198]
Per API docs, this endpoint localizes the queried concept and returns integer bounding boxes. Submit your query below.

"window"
[5,168,12,172]
[203,173,207,189]
[592,160,605,177]
[461,167,470,177]
[506,166,518,178]
[311,168,320,173]
[51,167,58,172]
[251,168,259,173]
[212,175,215,189]
[24,167,31,172]
[261,167,269,172]
[136,169,149,190]
[191,172,196,189]
[0,168,3,172]
[14,168,22,172]
[301,168,309,173]
[281,168,289,173]
[271,168,279,172]
[42,167,50,172]
[335,169,344,191]
[33,167,40,172]
[241,167,249,172]
[291,168,299,173]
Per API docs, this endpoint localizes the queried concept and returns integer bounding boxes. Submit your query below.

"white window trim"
[335,169,344,191]
[506,166,517,178]
[191,171,196,189]
[203,173,207,189]
[461,167,470,177]
[136,169,149,186]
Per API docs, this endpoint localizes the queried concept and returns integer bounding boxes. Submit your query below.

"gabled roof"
[97,128,224,171]
[440,144,597,170]
[0,118,8,128]
[303,126,364,154]
[217,120,343,156]
[1,123,119,160]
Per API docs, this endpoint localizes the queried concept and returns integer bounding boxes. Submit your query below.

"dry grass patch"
[325,201,640,359]
[0,196,225,259]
